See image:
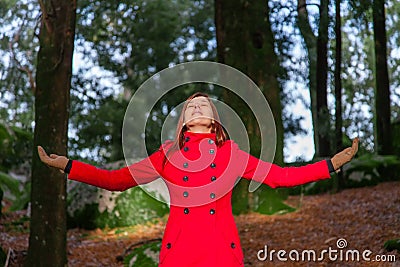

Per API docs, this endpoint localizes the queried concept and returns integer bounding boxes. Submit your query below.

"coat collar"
[184,131,216,143]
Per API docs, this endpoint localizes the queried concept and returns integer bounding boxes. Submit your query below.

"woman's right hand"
[37,146,69,173]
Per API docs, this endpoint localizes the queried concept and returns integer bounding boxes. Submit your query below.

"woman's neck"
[186,125,212,133]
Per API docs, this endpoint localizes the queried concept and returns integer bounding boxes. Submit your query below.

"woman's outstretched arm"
[37,146,164,191]
[238,138,359,188]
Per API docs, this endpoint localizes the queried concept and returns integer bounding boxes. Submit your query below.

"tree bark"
[334,0,344,189]
[297,0,318,155]
[297,0,332,157]
[215,0,284,164]
[25,0,76,266]
[215,0,284,214]
[373,0,392,155]
[316,0,331,157]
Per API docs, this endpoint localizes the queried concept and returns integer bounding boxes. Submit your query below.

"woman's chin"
[185,118,212,131]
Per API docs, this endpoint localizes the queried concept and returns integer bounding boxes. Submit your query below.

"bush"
[67,180,169,229]
[344,154,400,187]
[384,239,400,252]
[287,154,400,196]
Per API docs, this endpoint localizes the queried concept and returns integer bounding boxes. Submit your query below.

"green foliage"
[232,180,297,215]
[123,240,161,267]
[9,182,30,211]
[288,153,400,196]
[0,245,6,266]
[95,187,168,229]
[67,182,169,229]
[67,202,100,230]
[69,96,127,163]
[253,186,296,215]
[0,0,37,131]
[69,0,216,163]
[0,123,32,211]
[344,154,400,187]
[384,239,400,252]
[0,171,20,197]
[0,123,33,172]
[0,171,30,211]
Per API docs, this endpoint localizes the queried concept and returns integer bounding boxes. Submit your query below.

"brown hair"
[162,92,228,167]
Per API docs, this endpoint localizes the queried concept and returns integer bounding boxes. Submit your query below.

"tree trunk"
[215,0,284,214]
[297,0,318,155]
[334,0,344,189]
[297,0,332,157]
[373,0,392,155]
[316,0,331,157]
[25,1,76,266]
[215,0,284,164]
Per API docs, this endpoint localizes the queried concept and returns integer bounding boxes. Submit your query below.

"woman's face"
[183,96,214,131]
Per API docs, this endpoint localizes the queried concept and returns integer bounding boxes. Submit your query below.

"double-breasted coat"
[68,131,331,266]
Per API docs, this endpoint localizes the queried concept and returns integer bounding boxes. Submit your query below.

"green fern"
[0,171,20,198]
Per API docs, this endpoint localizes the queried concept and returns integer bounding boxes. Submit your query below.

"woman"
[38,92,359,266]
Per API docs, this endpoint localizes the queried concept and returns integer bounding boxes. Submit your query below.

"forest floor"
[1,181,399,267]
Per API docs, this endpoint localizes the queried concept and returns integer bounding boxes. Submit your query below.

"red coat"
[68,131,331,266]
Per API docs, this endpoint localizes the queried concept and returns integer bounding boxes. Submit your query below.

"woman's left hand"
[331,138,359,171]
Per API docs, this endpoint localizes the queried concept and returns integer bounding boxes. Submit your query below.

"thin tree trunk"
[316,0,331,157]
[25,1,76,266]
[297,0,318,156]
[334,0,344,189]
[373,0,392,155]
[298,0,332,157]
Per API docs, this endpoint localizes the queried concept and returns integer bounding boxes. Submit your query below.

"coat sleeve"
[68,143,168,191]
[235,147,331,188]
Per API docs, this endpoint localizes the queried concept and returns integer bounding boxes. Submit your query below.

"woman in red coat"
[38,92,358,266]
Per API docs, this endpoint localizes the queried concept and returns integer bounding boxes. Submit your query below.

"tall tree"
[297,0,331,157]
[215,0,285,213]
[297,0,318,155]
[215,0,284,163]
[315,0,331,157]
[373,0,392,155]
[334,0,344,188]
[25,0,76,266]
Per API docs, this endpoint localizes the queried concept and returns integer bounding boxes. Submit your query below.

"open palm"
[37,146,69,172]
